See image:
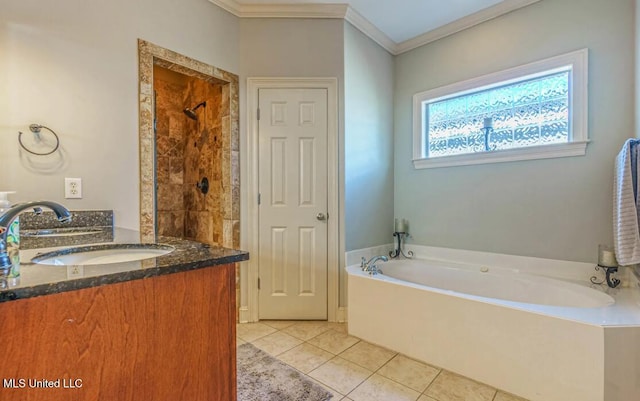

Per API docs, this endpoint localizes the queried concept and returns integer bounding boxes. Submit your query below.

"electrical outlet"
[65,178,82,199]
[66,265,84,278]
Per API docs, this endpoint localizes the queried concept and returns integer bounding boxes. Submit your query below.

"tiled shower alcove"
[138,39,239,249]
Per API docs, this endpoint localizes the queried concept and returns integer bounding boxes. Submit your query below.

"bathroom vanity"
[0,227,248,401]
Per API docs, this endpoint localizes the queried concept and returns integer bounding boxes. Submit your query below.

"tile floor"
[237,321,529,401]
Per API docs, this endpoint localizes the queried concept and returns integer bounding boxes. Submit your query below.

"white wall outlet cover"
[65,178,82,199]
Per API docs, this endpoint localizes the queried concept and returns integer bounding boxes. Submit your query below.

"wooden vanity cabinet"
[0,264,237,401]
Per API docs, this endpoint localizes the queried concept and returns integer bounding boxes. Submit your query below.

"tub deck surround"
[347,245,640,401]
[380,259,616,308]
[0,227,249,302]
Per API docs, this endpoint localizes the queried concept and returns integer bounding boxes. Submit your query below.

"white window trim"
[412,48,589,169]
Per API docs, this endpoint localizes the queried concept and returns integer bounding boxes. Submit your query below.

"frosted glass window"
[425,71,569,158]
[412,49,588,169]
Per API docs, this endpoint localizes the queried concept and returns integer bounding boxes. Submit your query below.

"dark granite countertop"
[0,227,249,303]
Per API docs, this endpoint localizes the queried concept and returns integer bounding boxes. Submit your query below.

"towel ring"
[18,124,60,156]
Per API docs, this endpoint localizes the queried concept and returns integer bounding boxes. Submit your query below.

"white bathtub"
[375,259,614,308]
[347,248,640,401]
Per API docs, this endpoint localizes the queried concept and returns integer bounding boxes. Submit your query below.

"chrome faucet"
[361,255,388,275]
[0,201,72,273]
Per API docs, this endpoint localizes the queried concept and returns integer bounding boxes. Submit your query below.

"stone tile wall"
[183,79,225,246]
[154,67,187,238]
[153,65,229,247]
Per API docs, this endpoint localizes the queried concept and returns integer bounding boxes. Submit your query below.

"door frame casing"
[245,77,339,322]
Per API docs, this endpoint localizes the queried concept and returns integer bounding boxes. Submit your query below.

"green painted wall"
[394,0,634,262]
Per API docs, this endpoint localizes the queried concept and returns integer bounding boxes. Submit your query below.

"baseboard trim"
[336,307,348,323]
[239,307,252,323]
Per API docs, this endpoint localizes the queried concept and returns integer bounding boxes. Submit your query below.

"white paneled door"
[258,88,328,320]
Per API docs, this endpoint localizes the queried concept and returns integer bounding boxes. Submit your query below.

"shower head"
[183,101,206,120]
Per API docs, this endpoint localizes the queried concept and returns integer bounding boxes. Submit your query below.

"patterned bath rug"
[237,343,333,401]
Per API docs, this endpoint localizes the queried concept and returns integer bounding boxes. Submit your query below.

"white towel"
[613,138,640,266]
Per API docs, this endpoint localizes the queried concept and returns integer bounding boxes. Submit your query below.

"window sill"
[413,141,589,169]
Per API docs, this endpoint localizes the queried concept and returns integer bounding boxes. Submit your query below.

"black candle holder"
[590,265,621,288]
[389,232,414,259]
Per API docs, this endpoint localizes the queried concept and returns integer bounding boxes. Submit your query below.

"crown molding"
[209,0,243,16]
[396,0,542,54]
[208,0,542,56]
[239,3,349,18]
[209,0,399,53]
[208,0,348,19]
[344,6,397,54]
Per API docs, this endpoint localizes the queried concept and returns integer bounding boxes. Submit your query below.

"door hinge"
[257,108,260,121]
[258,193,261,205]
[258,277,261,290]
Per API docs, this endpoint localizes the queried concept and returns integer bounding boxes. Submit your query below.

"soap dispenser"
[0,191,20,280]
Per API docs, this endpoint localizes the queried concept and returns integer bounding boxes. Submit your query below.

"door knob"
[316,213,327,221]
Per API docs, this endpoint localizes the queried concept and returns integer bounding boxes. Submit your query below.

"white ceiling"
[209,0,541,54]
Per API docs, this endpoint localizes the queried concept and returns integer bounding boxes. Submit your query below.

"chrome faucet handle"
[33,207,43,215]
[363,255,388,274]
[0,200,72,271]
[366,255,388,265]
[366,265,382,275]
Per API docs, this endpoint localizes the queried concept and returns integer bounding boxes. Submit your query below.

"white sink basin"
[32,244,174,266]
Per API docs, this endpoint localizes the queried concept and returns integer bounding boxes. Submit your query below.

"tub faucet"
[0,201,72,274]
[361,255,388,275]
